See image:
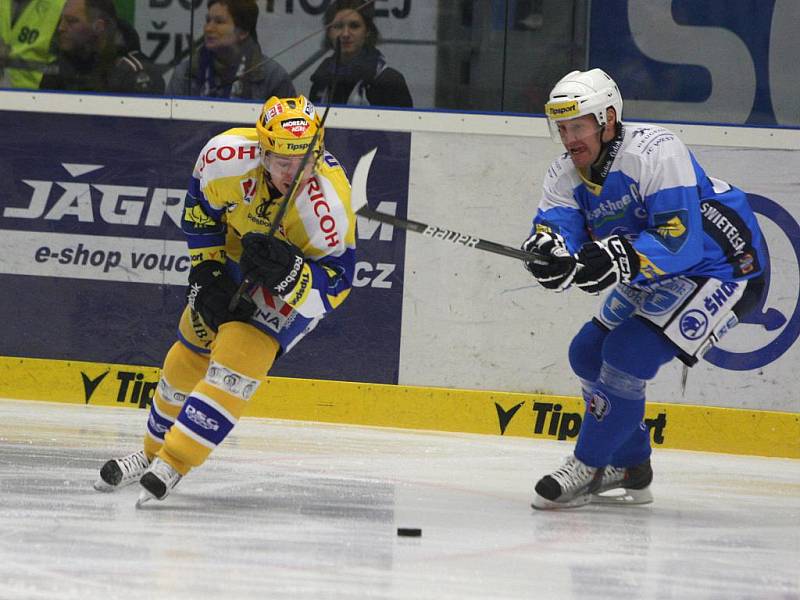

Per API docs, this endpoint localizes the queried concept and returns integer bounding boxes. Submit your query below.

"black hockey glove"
[521,231,578,292]
[240,233,306,297]
[573,235,640,294]
[186,261,255,331]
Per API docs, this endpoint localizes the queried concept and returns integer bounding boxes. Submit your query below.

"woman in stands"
[167,0,294,101]
[309,0,412,108]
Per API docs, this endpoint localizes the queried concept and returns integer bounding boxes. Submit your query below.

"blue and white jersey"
[532,124,766,285]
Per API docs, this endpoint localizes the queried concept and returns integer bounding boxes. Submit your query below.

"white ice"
[0,398,798,600]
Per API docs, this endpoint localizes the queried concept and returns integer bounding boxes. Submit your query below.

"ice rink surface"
[0,399,798,600]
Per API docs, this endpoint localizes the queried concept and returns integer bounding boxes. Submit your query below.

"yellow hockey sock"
[157,322,279,472]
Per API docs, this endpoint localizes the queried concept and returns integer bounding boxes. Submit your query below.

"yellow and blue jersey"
[180,127,356,352]
[532,124,766,285]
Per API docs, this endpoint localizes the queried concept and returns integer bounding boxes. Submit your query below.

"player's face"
[263,153,314,196]
[555,114,605,169]
[204,2,246,51]
[328,9,368,61]
[57,0,97,53]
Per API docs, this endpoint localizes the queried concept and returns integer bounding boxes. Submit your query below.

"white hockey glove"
[573,235,640,294]
[522,231,578,292]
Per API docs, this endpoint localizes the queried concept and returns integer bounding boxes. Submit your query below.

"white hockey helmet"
[544,69,623,141]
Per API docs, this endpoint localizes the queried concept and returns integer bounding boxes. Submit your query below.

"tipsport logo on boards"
[494,400,668,445]
[81,368,158,409]
[0,162,190,285]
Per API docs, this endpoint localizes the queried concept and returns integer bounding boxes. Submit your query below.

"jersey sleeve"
[629,138,704,283]
[531,158,591,253]
[281,157,356,319]
[181,143,229,266]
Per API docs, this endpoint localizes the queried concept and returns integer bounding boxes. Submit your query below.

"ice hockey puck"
[397,527,422,537]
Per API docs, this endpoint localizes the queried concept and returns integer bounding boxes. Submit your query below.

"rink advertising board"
[2,354,797,458]
[0,92,798,458]
[590,0,800,126]
[0,108,409,384]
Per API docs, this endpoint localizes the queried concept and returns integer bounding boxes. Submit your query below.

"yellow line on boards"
[1,355,797,458]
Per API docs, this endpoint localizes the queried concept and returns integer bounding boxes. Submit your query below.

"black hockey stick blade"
[351,149,553,265]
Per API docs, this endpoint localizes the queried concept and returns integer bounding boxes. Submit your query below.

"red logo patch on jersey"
[240,177,257,204]
[281,118,310,137]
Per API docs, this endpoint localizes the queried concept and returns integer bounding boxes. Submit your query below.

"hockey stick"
[228,39,343,311]
[351,149,553,266]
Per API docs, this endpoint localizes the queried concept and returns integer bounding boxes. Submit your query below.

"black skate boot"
[592,458,653,505]
[532,454,603,510]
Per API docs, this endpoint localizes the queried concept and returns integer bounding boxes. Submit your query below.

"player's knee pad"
[602,318,675,381]
[194,321,278,415]
[569,320,608,381]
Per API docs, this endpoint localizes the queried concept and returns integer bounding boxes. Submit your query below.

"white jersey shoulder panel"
[615,124,697,198]
[540,153,582,210]
[192,128,262,188]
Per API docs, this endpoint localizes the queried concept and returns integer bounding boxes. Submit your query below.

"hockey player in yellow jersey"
[94,95,357,506]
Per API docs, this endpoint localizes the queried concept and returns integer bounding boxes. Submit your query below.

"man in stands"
[40,0,164,94]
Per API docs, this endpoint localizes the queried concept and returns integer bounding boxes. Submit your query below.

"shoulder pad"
[194,129,261,180]
[624,124,686,160]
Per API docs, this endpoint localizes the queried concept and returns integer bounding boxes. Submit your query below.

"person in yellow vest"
[93,96,357,507]
[0,0,66,89]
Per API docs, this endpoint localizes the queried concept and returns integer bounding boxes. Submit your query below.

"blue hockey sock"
[574,362,646,468]
[608,422,651,467]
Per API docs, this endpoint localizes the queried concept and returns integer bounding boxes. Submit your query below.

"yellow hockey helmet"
[256,95,323,157]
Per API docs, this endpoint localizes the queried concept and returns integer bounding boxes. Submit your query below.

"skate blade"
[93,479,115,493]
[532,492,593,510]
[592,487,653,505]
[135,490,155,509]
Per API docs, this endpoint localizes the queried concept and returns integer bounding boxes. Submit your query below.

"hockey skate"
[94,450,150,492]
[136,457,183,508]
[592,459,653,505]
[532,454,603,510]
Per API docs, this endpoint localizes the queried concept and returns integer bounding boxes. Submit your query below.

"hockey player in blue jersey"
[523,69,767,509]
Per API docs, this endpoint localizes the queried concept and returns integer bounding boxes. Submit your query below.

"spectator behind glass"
[0,0,67,90]
[167,0,295,100]
[39,0,164,94]
[309,0,412,108]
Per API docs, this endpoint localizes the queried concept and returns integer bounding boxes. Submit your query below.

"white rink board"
[401,132,800,412]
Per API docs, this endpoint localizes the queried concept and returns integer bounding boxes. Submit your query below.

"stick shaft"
[350,148,551,265]
[356,205,550,264]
